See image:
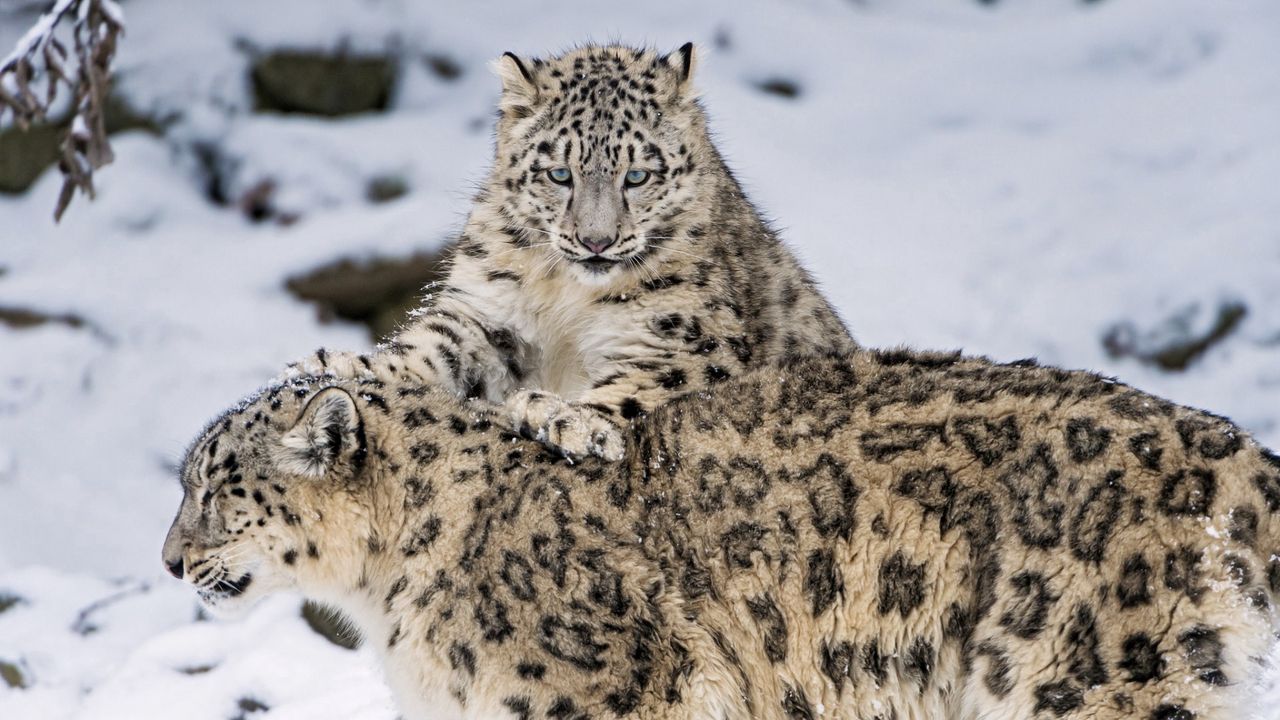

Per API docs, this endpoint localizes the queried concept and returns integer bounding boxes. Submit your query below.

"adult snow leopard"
[292,43,854,460]
[166,350,1280,719]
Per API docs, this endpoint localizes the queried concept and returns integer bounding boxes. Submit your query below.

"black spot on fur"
[547,696,584,720]
[499,550,537,602]
[1179,625,1227,686]
[1128,432,1164,471]
[384,575,407,612]
[904,637,935,689]
[861,640,887,685]
[1065,417,1112,462]
[516,661,546,680]
[1064,604,1108,687]
[1117,553,1153,608]
[999,443,1066,549]
[821,639,857,692]
[1119,633,1164,683]
[976,643,1014,699]
[721,522,768,569]
[502,696,532,720]
[1227,505,1259,546]
[877,552,926,618]
[805,549,842,616]
[409,442,440,465]
[474,582,514,643]
[401,515,442,557]
[999,571,1057,639]
[781,684,814,720]
[1253,471,1280,511]
[1033,680,1083,716]
[799,454,859,541]
[448,641,476,676]
[1069,470,1126,563]
[1151,705,1195,720]
[704,364,731,384]
[1164,545,1206,602]
[620,397,643,419]
[658,368,686,389]
[859,423,946,462]
[538,615,607,672]
[1176,417,1242,460]
[1158,469,1216,517]
[744,594,788,663]
[952,415,1021,466]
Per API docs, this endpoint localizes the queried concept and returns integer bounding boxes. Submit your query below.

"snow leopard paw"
[507,390,626,461]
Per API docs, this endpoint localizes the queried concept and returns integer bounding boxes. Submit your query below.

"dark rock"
[424,54,462,81]
[0,306,87,331]
[0,592,22,613]
[286,250,445,342]
[756,78,801,99]
[232,696,270,720]
[366,175,409,203]
[1103,300,1247,372]
[0,659,27,689]
[301,600,360,650]
[0,122,63,194]
[252,51,397,117]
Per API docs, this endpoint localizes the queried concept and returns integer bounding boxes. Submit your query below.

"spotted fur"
[291,43,854,460]
[166,350,1280,719]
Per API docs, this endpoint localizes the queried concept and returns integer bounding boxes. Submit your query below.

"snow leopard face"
[486,44,713,286]
[161,384,366,618]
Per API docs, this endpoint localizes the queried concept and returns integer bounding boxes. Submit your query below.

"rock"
[0,592,23,613]
[756,78,801,99]
[0,122,63,194]
[366,174,409,204]
[0,306,87,331]
[285,250,445,342]
[301,600,360,650]
[1103,300,1248,372]
[251,51,397,117]
[0,659,27,689]
[423,54,463,82]
[232,697,270,720]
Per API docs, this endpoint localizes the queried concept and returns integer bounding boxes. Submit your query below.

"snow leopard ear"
[494,51,540,114]
[276,387,362,479]
[664,42,698,95]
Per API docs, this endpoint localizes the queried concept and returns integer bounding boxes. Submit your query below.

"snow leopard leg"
[285,306,530,403]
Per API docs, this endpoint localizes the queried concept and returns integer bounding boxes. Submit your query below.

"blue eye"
[548,167,572,185]
[624,169,650,187]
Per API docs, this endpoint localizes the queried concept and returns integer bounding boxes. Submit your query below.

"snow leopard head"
[482,43,715,286]
[162,383,368,618]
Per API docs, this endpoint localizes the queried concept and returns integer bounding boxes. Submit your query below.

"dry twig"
[0,0,124,220]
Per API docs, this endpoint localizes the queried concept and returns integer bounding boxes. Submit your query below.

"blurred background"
[1,0,1278,717]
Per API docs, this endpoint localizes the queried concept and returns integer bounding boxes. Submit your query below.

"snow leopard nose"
[165,557,184,580]
[579,236,616,255]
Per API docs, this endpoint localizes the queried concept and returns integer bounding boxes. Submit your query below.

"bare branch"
[0,0,124,221]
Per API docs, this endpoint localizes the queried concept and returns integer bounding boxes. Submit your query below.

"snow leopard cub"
[293,43,854,460]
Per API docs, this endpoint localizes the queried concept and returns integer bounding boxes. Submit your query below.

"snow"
[2,0,1279,717]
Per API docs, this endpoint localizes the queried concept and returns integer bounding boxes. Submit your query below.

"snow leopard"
[165,349,1280,720]
[291,43,854,460]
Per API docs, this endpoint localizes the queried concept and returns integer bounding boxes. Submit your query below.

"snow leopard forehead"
[496,43,699,144]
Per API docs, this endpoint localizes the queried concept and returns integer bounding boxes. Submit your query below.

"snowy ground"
[1,0,1278,717]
